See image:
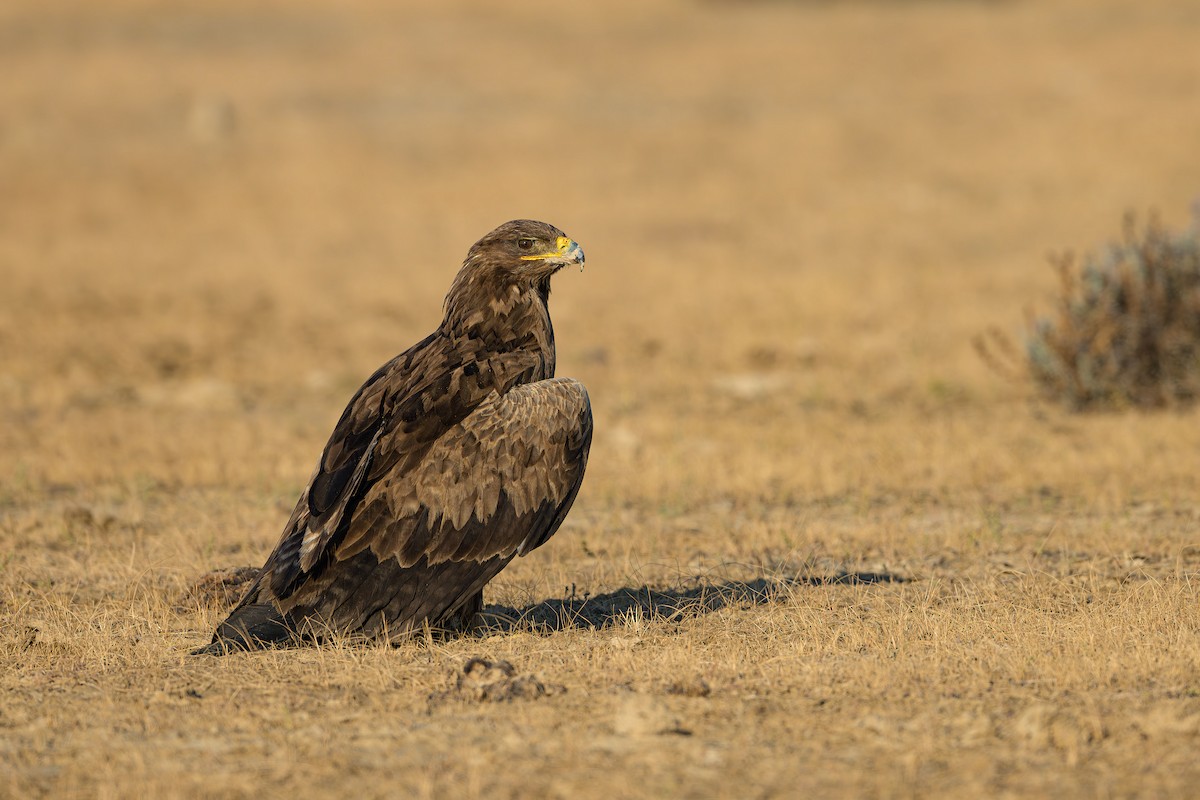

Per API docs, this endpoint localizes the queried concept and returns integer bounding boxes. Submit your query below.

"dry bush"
[1024,211,1200,410]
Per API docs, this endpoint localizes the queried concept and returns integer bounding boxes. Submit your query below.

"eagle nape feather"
[195,220,592,655]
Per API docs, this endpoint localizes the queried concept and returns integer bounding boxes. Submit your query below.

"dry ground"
[3,0,1200,797]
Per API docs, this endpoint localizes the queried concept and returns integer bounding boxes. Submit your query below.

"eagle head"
[463,220,585,282]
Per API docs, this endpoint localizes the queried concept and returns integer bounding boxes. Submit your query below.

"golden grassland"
[3,0,1200,796]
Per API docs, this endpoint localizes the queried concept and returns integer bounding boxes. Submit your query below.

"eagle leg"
[437,589,483,636]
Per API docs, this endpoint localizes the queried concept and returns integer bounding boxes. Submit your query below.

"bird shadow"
[478,570,907,634]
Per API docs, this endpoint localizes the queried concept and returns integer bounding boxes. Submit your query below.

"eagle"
[195,220,592,654]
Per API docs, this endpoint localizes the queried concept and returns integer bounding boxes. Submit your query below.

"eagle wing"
[208,371,590,649]
[335,376,592,567]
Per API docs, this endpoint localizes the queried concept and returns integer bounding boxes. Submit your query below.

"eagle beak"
[561,237,585,272]
[521,236,585,272]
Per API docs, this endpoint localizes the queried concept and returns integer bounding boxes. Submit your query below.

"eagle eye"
[517,238,536,250]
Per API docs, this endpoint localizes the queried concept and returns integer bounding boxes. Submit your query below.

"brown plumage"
[195,220,592,654]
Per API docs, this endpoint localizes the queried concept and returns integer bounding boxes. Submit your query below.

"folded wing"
[209,376,591,648]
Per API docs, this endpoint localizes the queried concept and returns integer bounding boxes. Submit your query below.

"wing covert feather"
[268,346,545,597]
[336,377,591,568]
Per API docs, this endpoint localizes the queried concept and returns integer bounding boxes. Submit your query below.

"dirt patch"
[431,658,566,704]
[176,566,260,611]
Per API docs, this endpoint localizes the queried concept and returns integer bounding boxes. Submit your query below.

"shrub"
[1010,211,1200,410]
[979,211,1200,410]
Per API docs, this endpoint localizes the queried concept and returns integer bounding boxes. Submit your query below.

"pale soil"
[2,1,1200,797]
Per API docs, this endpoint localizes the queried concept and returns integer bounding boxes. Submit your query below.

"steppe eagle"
[195,220,592,654]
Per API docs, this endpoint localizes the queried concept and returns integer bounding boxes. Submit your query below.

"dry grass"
[3,0,1200,797]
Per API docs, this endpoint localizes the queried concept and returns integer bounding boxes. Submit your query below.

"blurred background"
[2,0,1199,508]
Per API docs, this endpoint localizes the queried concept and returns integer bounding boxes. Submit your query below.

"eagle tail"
[190,577,296,656]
